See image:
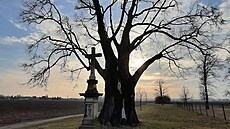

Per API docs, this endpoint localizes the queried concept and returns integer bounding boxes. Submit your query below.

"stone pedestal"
[79,96,102,129]
[79,80,102,129]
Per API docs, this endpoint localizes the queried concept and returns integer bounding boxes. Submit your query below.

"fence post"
[195,103,197,113]
[211,104,215,118]
[199,105,202,115]
[205,106,208,116]
[191,103,194,112]
[222,104,227,120]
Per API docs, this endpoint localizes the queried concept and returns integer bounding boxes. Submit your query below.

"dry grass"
[97,103,230,129]
[20,103,230,129]
[135,104,230,129]
[19,117,82,129]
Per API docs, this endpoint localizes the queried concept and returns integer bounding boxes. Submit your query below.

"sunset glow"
[131,59,144,69]
[0,0,229,100]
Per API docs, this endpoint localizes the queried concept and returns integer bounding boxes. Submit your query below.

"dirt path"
[0,114,83,129]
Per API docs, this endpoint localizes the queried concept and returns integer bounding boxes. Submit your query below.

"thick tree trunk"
[98,68,140,126]
[98,88,123,126]
[122,80,140,126]
[99,80,139,127]
[98,84,115,125]
[98,38,140,126]
[124,91,139,126]
[98,58,123,126]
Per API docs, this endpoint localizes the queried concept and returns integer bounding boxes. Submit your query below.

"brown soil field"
[0,99,146,127]
[0,100,85,126]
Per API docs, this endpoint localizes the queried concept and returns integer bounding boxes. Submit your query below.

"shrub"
[155,96,171,104]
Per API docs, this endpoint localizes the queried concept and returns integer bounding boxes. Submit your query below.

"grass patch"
[21,103,230,129]
[135,104,230,129]
[20,117,82,129]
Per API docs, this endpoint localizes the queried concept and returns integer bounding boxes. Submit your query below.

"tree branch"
[132,52,163,87]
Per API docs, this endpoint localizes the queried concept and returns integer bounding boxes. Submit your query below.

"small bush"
[155,96,171,104]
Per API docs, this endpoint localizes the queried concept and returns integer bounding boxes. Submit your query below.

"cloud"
[0,32,40,44]
[1,17,71,45]
[65,0,76,4]
[219,0,230,21]
[0,36,21,43]
[218,0,230,39]
[35,20,58,35]
[9,19,28,31]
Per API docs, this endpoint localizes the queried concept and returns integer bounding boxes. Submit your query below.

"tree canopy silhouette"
[20,0,228,126]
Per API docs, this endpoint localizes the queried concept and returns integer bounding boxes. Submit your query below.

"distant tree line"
[0,95,64,100]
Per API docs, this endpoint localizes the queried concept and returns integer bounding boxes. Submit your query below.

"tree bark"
[99,77,139,126]
[98,57,124,126]
[123,84,140,126]
[98,51,140,126]
[98,85,123,126]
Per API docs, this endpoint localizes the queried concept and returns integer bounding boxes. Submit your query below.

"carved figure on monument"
[87,105,92,117]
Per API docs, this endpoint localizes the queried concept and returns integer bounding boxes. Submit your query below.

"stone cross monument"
[79,47,103,129]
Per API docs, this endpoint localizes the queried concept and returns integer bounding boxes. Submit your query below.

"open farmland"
[0,98,147,127]
[0,99,86,126]
[18,103,230,129]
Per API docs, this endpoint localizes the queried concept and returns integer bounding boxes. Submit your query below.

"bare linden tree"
[20,0,228,126]
[180,86,193,106]
[197,51,224,109]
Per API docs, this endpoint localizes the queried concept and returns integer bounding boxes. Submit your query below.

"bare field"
[3,100,229,129]
[0,100,85,126]
[0,99,144,127]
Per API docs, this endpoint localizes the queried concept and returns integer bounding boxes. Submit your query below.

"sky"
[0,0,229,99]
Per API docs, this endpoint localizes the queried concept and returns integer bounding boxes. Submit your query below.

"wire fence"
[175,102,230,120]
